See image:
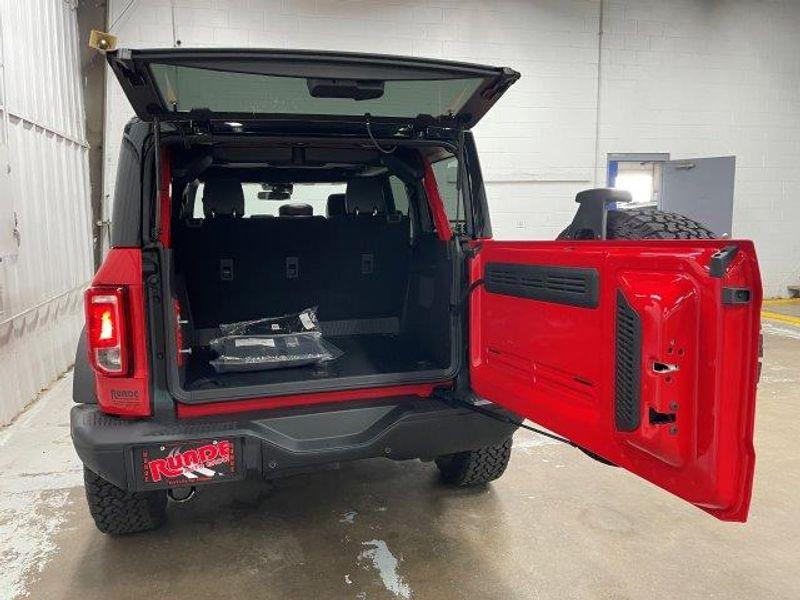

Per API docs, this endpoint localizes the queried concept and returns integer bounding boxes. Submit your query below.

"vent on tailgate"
[484,263,599,308]
[615,290,641,431]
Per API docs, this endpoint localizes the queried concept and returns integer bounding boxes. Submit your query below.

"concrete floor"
[762,299,800,323]
[1,324,798,600]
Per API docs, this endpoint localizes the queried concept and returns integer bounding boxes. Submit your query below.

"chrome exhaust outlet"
[167,486,197,503]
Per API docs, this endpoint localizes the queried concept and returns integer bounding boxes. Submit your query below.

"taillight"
[86,286,130,376]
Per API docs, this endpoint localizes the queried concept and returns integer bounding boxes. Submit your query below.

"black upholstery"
[202,178,245,218]
[346,176,388,215]
[176,208,411,328]
[279,203,314,216]
[326,193,346,217]
[172,166,454,386]
[325,214,409,320]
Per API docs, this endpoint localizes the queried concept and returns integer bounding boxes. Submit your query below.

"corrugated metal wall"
[0,0,93,425]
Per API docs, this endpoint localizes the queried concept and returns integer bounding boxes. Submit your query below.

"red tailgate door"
[469,239,761,521]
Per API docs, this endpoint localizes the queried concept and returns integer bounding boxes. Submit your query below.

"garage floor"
[1,324,798,600]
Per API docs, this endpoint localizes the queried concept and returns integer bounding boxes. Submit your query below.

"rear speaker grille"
[484,263,599,308]
[615,290,641,431]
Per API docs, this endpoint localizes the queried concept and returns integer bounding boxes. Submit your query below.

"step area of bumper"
[71,397,517,492]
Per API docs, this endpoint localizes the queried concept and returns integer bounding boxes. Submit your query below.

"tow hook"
[167,486,197,503]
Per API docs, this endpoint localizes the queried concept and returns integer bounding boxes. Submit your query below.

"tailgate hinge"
[460,238,482,259]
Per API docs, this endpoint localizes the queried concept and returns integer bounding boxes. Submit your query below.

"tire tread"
[605,208,715,240]
[436,439,512,486]
[83,467,167,534]
[558,207,715,241]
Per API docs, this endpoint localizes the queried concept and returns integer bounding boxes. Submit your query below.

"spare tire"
[558,207,715,240]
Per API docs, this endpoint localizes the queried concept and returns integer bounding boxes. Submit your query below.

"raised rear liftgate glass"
[107,49,518,126]
[150,64,485,120]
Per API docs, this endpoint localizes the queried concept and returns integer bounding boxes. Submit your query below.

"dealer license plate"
[136,438,242,489]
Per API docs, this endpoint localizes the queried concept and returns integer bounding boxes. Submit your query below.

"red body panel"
[90,248,151,417]
[421,159,452,241]
[470,239,761,521]
[176,383,443,418]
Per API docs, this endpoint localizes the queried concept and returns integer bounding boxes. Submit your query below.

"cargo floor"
[183,334,447,391]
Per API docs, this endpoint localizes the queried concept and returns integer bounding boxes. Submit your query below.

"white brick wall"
[597,0,800,296]
[104,0,800,296]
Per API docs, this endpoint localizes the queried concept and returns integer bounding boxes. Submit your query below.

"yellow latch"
[88,30,118,52]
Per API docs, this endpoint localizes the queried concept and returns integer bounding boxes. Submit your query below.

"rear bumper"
[71,397,517,492]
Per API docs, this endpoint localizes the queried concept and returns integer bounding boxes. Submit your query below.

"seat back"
[202,177,245,218]
[326,193,346,217]
[177,176,411,329]
[323,176,410,320]
[279,203,314,217]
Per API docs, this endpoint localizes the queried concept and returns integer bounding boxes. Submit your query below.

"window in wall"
[608,153,735,236]
[607,153,670,206]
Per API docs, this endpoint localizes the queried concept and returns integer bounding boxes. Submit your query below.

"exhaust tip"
[168,486,197,503]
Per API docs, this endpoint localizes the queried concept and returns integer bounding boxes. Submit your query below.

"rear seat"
[178,177,248,328]
[248,214,328,317]
[323,176,410,321]
[177,176,410,330]
[278,203,314,217]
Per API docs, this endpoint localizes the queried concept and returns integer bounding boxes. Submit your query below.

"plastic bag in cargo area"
[209,331,342,373]
[218,306,319,336]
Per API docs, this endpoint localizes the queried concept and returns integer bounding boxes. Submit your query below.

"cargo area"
[168,147,458,397]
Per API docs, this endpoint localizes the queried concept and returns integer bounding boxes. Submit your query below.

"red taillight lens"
[85,286,129,376]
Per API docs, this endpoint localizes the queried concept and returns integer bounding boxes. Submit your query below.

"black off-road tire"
[435,438,513,486]
[558,207,715,240]
[84,467,167,534]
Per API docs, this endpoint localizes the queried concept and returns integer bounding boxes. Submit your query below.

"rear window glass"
[192,182,345,218]
[151,64,483,120]
[430,157,463,226]
[388,176,409,216]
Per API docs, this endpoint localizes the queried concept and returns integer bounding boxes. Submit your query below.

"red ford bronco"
[71,48,762,534]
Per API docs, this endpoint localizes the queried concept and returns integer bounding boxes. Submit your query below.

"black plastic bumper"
[71,397,517,492]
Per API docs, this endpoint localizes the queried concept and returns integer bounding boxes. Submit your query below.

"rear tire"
[436,439,512,486]
[558,207,715,240]
[83,467,167,534]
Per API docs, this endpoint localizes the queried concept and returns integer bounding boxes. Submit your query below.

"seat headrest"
[202,178,245,218]
[326,193,346,217]
[346,177,387,215]
[278,203,313,217]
